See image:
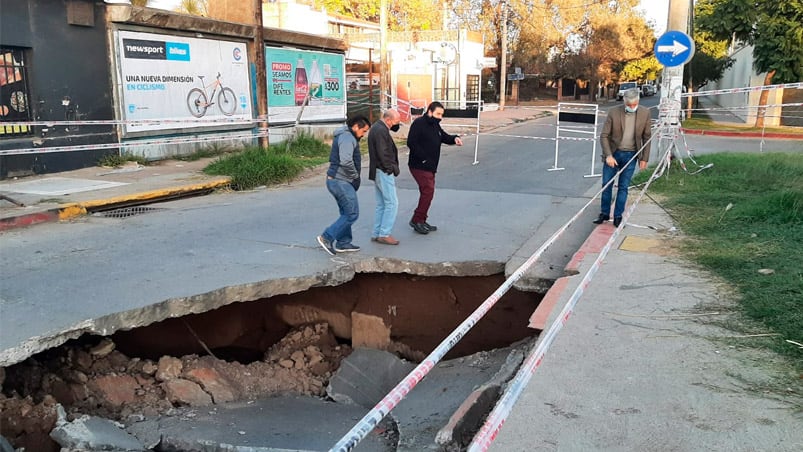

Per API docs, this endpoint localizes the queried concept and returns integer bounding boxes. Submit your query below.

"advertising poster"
[116,30,252,134]
[265,47,345,123]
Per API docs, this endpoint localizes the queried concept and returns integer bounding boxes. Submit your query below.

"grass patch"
[176,143,234,161]
[98,152,148,167]
[635,152,803,364]
[203,133,330,190]
[682,116,803,135]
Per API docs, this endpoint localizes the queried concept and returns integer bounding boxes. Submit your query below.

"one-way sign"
[654,30,695,67]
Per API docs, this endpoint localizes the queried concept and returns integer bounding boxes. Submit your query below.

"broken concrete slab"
[50,406,144,451]
[391,346,525,452]
[435,349,525,449]
[327,348,415,407]
[153,396,394,452]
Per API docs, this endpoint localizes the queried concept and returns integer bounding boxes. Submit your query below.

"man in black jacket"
[406,101,463,234]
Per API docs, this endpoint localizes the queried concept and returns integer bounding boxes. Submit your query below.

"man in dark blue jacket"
[406,101,463,234]
[317,115,370,255]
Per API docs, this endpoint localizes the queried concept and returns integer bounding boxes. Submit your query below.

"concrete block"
[326,348,414,408]
[50,409,144,451]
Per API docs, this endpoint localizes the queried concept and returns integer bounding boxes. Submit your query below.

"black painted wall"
[0,0,117,178]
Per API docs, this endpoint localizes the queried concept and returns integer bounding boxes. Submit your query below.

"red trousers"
[410,167,435,223]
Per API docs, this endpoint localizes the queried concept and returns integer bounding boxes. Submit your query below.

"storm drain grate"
[93,206,167,218]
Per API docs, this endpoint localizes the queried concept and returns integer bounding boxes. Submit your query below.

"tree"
[696,0,803,127]
[313,0,441,30]
[177,0,208,16]
[620,57,663,84]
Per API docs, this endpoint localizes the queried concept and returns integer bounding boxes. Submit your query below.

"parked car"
[616,81,639,100]
[641,84,656,96]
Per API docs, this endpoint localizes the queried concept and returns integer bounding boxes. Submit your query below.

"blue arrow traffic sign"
[654,30,695,67]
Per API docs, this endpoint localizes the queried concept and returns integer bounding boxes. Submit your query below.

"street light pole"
[254,0,269,148]
[379,0,388,111]
[499,2,508,110]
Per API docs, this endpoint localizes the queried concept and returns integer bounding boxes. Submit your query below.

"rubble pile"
[0,323,350,450]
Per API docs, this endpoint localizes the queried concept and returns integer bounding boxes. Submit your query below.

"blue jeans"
[322,178,359,246]
[600,150,638,219]
[373,171,398,237]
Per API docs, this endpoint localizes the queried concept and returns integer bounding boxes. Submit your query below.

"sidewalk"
[0,108,545,232]
[487,200,802,451]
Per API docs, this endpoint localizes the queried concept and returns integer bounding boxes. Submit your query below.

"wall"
[705,44,782,126]
[0,0,116,178]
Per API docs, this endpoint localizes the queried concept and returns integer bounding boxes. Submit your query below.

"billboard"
[116,30,253,134]
[266,47,345,123]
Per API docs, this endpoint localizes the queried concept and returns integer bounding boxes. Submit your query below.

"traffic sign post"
[654,30,695,68]
[655,30,694,174]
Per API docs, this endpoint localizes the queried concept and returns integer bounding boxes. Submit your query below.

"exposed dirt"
[0,323,350,451]
[0,274,542,450]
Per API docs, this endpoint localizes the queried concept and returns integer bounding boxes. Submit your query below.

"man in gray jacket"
[595,88,652,227]
[317,115,371,255]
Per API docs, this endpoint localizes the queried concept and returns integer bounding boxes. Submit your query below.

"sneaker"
[334,242,361,252]
[409,221,430,235]
[423,222,437,232]
[316,235,336,256]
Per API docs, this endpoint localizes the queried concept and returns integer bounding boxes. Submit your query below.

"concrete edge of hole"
[435,347,526,448]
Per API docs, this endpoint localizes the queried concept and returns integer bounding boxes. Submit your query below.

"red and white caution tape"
[467,146,670,451]
[0,130,270,156]
[683,82,803,98]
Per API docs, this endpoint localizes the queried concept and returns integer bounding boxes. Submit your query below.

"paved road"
[0,117,602,366]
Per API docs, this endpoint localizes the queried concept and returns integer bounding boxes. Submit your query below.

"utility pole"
[498,2,508,110]
[379,0,388,111]
[254,0,269,148]
[657,0,691,163]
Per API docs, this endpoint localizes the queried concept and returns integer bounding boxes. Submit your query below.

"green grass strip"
[635,152,803,362]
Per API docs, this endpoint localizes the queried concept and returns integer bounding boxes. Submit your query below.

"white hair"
[623,88,640,102]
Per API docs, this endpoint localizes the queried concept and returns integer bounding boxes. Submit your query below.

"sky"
[639,0,670,36]
[141,0,672,36]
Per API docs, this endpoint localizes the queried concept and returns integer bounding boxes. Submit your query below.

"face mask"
[625,105,638,113]
[427,115,442,124]
[390,123,401,132]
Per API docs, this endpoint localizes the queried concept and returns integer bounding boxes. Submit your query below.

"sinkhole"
[0,273,546,451]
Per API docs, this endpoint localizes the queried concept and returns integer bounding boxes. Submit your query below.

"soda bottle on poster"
[308,58,323,106]
[294,58,308,106]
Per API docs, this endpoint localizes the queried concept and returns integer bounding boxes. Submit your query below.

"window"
[466,75,480,103]
[0,47,32,137]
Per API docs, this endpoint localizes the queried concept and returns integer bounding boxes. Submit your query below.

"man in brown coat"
[594,88,652,227]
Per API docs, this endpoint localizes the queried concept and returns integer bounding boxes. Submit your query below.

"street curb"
[527,223,615,330]
[0,178,230,232]
[681,128,803,139]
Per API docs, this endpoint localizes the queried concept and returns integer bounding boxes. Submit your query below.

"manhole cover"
[93,206,166,218]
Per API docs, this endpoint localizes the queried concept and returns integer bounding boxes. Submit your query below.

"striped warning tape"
[328,139,654,452]
[467,144,669,451]
[0,130,269,156]
[683,82,803,97]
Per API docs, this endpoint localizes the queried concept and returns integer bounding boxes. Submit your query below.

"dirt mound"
[0,323,350,450]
